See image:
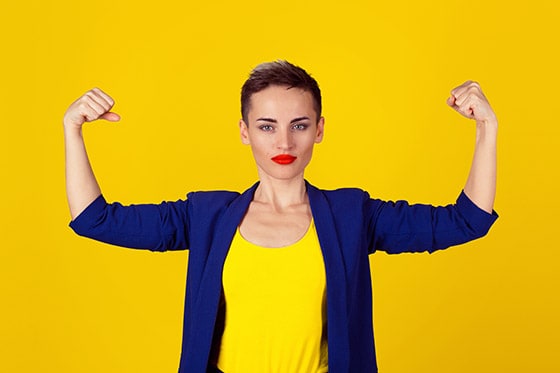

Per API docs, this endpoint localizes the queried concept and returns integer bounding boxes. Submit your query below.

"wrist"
[476,117,498,136]
[476,115,498,129]
[63,116,82,130]
[63,123,84,138]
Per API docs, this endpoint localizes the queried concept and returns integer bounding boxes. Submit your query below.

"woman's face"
[240,85,324,182]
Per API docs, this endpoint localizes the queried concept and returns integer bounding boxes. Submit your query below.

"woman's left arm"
[447,81,498,214]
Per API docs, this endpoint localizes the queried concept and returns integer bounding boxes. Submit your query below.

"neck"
[253,176,308,209]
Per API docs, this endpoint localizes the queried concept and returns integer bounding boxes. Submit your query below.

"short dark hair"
[241,60,322,122]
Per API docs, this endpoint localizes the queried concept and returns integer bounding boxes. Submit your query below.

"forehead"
[247,85,316,121]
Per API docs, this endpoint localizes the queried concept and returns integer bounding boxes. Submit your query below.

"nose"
[276,127,294,151]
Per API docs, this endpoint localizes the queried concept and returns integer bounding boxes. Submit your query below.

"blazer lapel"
[189,182,259,371]
[307,181,350,372]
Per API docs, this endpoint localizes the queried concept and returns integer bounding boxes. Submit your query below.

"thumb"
[446,95,456,107]
[100,112,121,122]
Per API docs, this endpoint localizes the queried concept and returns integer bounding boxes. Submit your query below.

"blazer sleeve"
[367,190,498,254]
[69,194,191,252]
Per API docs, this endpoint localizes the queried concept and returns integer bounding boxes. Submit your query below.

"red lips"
[271,154,297,165]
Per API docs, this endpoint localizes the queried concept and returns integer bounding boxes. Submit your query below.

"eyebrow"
[256,116,311,124]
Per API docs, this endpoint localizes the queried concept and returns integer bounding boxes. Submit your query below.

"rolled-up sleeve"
[368,191,498,254]
[69,194,190,252]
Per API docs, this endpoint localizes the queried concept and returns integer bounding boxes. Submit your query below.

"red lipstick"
[271,154,297,165]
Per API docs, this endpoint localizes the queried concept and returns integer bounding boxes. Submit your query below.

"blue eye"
[292,123,308,131]
[259,125,274,132]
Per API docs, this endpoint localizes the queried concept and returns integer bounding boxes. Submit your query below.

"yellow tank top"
[217,220,328,373]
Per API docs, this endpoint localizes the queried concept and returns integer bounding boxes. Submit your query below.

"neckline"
[237,219,315,249]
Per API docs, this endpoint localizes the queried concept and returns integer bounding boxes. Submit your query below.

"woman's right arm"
[64,89,191,251]
[63,88,120,219]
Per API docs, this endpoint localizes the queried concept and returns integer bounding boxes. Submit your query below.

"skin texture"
[238,85,325,247]
[447,81,498,213]
[63,88,120,219]
[63,80,497,245]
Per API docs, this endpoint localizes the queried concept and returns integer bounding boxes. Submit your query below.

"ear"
[239,119,250,145]
[315,116,325,143]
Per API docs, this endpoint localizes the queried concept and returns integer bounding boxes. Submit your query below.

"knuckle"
[467,82,480,91]
[467,86,479,95]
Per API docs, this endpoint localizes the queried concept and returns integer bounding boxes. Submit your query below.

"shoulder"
[319,186,368,198]
[180,190,243,226]
[307,183,388,223]
[309,183,372,205]
[308,183,380,216]
[186,190,241,207]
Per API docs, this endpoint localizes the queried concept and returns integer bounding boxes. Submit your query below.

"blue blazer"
[70,181,498,372]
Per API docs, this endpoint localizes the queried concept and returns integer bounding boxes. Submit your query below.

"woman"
[64,61,498,373]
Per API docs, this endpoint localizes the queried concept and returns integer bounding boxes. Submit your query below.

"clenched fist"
[447,81,497,125]
[63,88,120,130]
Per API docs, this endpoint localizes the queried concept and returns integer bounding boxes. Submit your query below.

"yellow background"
[1,0,558,372]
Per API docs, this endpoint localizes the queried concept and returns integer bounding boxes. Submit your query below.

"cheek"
[302,136,318,153]
[250,138,270,157]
